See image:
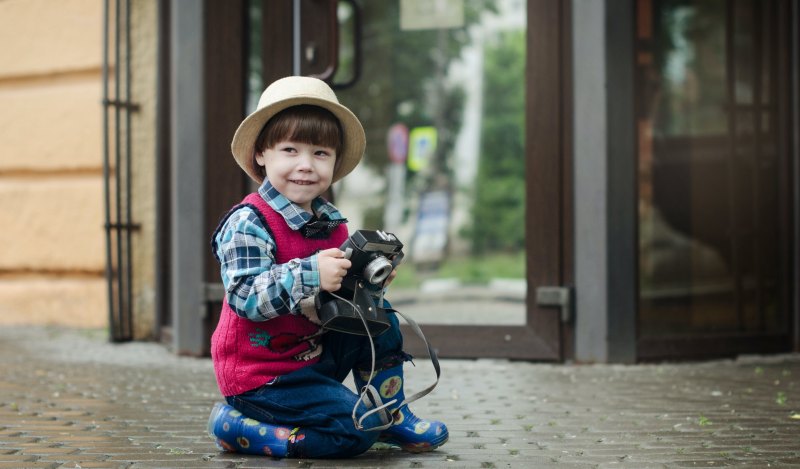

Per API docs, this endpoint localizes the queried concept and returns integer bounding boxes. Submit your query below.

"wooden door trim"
[405,0,573,361]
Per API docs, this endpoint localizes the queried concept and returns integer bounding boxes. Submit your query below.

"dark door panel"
[635,0,794,359]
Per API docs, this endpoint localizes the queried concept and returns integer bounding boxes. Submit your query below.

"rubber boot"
[354,365,448,453]
[207,402,302,457]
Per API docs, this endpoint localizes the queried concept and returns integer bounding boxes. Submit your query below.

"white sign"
[400,0,465,31]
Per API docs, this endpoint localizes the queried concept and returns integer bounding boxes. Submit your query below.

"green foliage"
[468,29,526,254]
[392,250,525,288]
[337,0,497,176]
[334,1,528,261]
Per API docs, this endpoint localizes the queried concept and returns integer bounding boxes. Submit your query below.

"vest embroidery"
[248,328,272,348]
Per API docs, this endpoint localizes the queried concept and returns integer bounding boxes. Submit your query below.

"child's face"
[255,140,336,211]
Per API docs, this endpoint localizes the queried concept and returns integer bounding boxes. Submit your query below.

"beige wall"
[130,0,158,339]
[0,0,158,337]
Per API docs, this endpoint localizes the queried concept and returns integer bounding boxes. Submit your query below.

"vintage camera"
[317,230,404,336]
[341,230,404,286]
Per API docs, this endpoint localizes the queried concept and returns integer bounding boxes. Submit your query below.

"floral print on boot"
[207,402,302,457]
[355,365,448,453]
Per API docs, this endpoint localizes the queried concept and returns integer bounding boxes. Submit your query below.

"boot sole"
[380,433,449,453]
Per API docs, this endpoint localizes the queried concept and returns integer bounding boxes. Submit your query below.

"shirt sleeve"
[213,207,321,321]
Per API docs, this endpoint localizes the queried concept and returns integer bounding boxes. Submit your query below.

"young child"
[207,76,448,459]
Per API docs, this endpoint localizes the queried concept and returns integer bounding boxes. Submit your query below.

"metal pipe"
[102,0,115,338]
[124,0,134,340]
[112,0,123,340]
[293,0,301,75]
[101,0,136,342]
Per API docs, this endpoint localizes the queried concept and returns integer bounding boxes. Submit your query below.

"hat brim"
[231,96,366,184]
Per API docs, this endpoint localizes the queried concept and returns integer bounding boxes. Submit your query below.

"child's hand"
[317,248,352,292]
[384,268,398,287]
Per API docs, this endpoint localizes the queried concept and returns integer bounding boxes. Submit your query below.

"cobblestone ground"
[1,326,799,468]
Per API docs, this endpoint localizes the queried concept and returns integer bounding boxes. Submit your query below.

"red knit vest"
[211,192,349,396]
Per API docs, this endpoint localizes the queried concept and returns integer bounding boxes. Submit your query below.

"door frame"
[165,0,574,360]
[407,0,574,361]
[251,0,574,361]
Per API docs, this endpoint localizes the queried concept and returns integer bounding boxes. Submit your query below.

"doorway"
[220,0,573,360]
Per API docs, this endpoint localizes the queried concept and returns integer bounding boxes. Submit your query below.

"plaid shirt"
[213,180,345,321]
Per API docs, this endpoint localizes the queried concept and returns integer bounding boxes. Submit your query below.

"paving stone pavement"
[1,326,799,468]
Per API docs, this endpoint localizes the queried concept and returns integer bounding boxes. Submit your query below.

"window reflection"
[637,0,787,338]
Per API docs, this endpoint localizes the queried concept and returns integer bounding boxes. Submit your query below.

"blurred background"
[0,0,797,363]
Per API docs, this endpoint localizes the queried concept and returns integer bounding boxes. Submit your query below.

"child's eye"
[315,150,332,157]
[280,146,297,153]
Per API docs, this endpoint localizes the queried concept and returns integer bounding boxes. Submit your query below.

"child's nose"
[297,153,313,170]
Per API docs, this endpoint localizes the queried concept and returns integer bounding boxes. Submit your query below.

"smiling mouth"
[290,180,315,186]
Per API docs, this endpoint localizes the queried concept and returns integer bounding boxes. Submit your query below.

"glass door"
[332,0,527,328]
[248,0,569,359]
[635,0,794,359]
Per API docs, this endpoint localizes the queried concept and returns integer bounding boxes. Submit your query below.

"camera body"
[340,230,404,288]
[317,230,404,336]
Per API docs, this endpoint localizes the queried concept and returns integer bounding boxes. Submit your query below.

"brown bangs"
[255,105,343,155]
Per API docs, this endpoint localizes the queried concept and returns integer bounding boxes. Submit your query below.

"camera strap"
[352,308,441,432]
[331,286,442,431]
[327,287,441,433]
[391,309,441,409]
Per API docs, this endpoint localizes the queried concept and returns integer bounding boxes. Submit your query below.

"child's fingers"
[318,247,344,259]
[318,249,351,270]
[384,269,398,286]
[317,249,351,291]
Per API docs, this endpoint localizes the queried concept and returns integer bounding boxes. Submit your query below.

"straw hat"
[231,76,366,184]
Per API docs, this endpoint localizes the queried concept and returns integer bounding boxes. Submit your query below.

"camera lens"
[363,257,393,284]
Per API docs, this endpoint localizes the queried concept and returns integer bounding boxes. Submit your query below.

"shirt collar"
[257,179,344,231]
